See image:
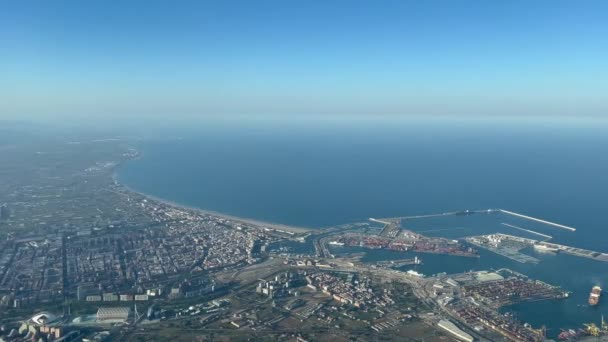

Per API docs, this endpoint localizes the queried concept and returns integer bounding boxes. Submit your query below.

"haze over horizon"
[3,3,608,339]
[2,0,607,123]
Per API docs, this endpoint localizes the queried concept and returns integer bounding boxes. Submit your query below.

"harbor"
[536,241,608,262]
[375,256,422,269]
[384,208,577,232]
[424,269,569,341]
[464,233,608,265]
[465,233,540,264]
[370,211,608,339]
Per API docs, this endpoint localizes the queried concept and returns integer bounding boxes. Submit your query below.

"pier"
[383,209,496,221]
[465,234,540,264]
[537,241,608,262]
[369,218,392,225]
[379,209,576,232]
[499,209,576,231]
[467,233,608,263]
[500,223,552,240]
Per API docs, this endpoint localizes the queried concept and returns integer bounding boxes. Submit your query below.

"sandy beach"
[112,171,314,234]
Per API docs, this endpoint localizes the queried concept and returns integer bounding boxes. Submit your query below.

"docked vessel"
[533,244,559,253]
[406,269,425,277]
[589,286,602,305]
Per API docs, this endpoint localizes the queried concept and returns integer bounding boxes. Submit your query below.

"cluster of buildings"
[428,270,566,342]
[450,300,545,342]
[462,276,569,308]
[0,237,63,308]
[65,203,263,297]
[0,143,167,309]
[0,308,126,342]
[306,272,394,309]
[0,205,258,308]
[334,233,477,257]
[65,203,272,303]
[141,204,273,272]
[0,312,72,342]
[256,271,305,298]
[0,144,287,311]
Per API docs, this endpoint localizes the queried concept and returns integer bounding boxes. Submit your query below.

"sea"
[118,118,608,337]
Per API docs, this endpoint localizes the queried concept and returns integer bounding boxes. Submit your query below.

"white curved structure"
[31,312,58,325]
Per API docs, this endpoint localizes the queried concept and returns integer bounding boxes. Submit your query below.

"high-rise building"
[0,204,9,220]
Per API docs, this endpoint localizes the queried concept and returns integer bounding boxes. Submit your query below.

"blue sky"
[1,0,607,122]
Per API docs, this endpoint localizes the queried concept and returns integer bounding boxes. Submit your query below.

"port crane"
[584,323,600,336]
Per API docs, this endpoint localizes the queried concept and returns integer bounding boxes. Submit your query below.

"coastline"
[111,169,314,234]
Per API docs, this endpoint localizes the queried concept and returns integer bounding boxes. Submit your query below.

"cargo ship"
[589,286,602,305]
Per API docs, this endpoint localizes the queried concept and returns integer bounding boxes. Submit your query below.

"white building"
[96,307,131,322]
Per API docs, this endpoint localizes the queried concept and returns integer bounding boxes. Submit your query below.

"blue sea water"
[118,118,608,336]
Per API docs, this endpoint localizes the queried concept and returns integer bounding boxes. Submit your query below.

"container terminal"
[423,269,569,342]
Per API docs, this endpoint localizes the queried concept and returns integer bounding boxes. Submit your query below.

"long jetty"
[381,209,576,232]
[383,209,492,221]
[500,223,552,240]
[498,209,576,232]
[369,218,393,225]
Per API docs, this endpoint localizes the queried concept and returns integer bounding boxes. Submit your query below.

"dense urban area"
[0,134,604,342]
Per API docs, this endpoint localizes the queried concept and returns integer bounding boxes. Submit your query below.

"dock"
[465,234,540,264]
[537,241,608,262]
[467,233,608,263]
[375,257,422,268]
[369,218,392,225]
